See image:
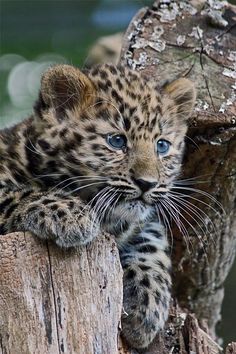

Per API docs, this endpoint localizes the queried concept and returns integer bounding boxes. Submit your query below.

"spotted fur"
[0,64,196,349]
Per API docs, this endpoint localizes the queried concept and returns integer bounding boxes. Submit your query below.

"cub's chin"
[110,200,153,224]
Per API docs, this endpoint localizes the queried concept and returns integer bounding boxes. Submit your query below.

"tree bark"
[0,232,123,354]
[119,0,236,351]
[0,1,236,353]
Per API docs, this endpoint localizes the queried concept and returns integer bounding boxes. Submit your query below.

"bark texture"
[0,232,123,354]
[119,0,236,350]
[0,1,236,353]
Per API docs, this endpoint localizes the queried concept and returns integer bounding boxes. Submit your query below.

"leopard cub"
[0,63,196,349]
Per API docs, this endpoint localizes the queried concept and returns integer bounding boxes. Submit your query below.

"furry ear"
[163,78,196,120]
[40,64,95,115]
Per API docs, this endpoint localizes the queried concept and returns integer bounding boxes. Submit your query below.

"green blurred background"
[0,0,235,345]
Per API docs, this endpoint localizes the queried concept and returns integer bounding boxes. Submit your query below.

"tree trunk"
[0,1,236,353]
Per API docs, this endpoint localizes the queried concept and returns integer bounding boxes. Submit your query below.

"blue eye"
[106,134,127,150]
[156,139,171,155]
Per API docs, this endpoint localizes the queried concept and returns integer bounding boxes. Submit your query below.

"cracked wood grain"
[0,233,122,354]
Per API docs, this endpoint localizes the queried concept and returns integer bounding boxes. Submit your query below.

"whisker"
[163,198,209,260]
[64,181,105,196]
[171,186,225,213]
[170,190,223,217]
[165,196,210,244]
[155,203,174,253]
[168,193,218,241]
[159,200,192,254]
[50,176,107,194]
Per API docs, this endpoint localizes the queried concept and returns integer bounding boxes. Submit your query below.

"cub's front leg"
[1,189,99,248]
[120,221,171,349]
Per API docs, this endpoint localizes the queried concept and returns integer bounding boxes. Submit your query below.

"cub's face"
[38,64,196,222]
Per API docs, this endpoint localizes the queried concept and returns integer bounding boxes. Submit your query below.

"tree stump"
[0,1,236,353]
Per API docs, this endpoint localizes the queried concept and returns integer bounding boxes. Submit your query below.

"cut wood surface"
[0,1,236,353]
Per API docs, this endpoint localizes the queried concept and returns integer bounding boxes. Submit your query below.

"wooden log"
[0,232,123,354]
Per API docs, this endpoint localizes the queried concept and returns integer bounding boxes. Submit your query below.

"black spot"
[20,190,32,200]
[119,104,124,114]
[155,291,161,305]
[91,67,99,76]
[145,228,162,239]
[142,291,149,306]
[0,197,14,214]
[150,117,157,129]
[130,304,137,310]
[111,89,122,103]
[116,78,123,90]
[124,118,131,131]
[51,130,58,138]
[87,135,97,141]
[51,204,58,211]
[46,160,58,172]
[66,154,79,165]
[10,166,28,184]
[109,66,117,75]
[154,274,164,285]
[57,209,66,218]
[39,221,45,229]
[140,275,150,288]
[94,152,104,157]
[129,107,136,116]
[59,128,68,138]
[97,80,108,92]
[42,199,55,205]
[5,203,18,218]
[139,264,151,271]
[134,116,140,125]
[92,144,100,150]
[156,260,166,270]
[38,139,50,151]
[99,70,108,80]
[39,211,45,217]
[138,245,157,253]
[127,91,136,100]
[129,237,150,246]
[86,125,96,134]
[0,224,6,234]
[121,221,129,233]
[68,201,74,209]
[126,269,136,280]
[28,205,38,213]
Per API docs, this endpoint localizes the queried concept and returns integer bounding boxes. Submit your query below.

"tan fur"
[41,64,96,110]
[0,63,196,350]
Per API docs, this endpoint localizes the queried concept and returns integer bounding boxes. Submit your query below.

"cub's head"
[36,64,196,223]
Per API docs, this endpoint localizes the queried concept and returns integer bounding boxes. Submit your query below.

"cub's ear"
[163,78,196,120]
[40,64,95,116]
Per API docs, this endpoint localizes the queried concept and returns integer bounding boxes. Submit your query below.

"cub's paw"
[121,268,171,349]
[23,198,99,248]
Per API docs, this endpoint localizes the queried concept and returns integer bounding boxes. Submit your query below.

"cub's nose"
[133,178,157,193]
